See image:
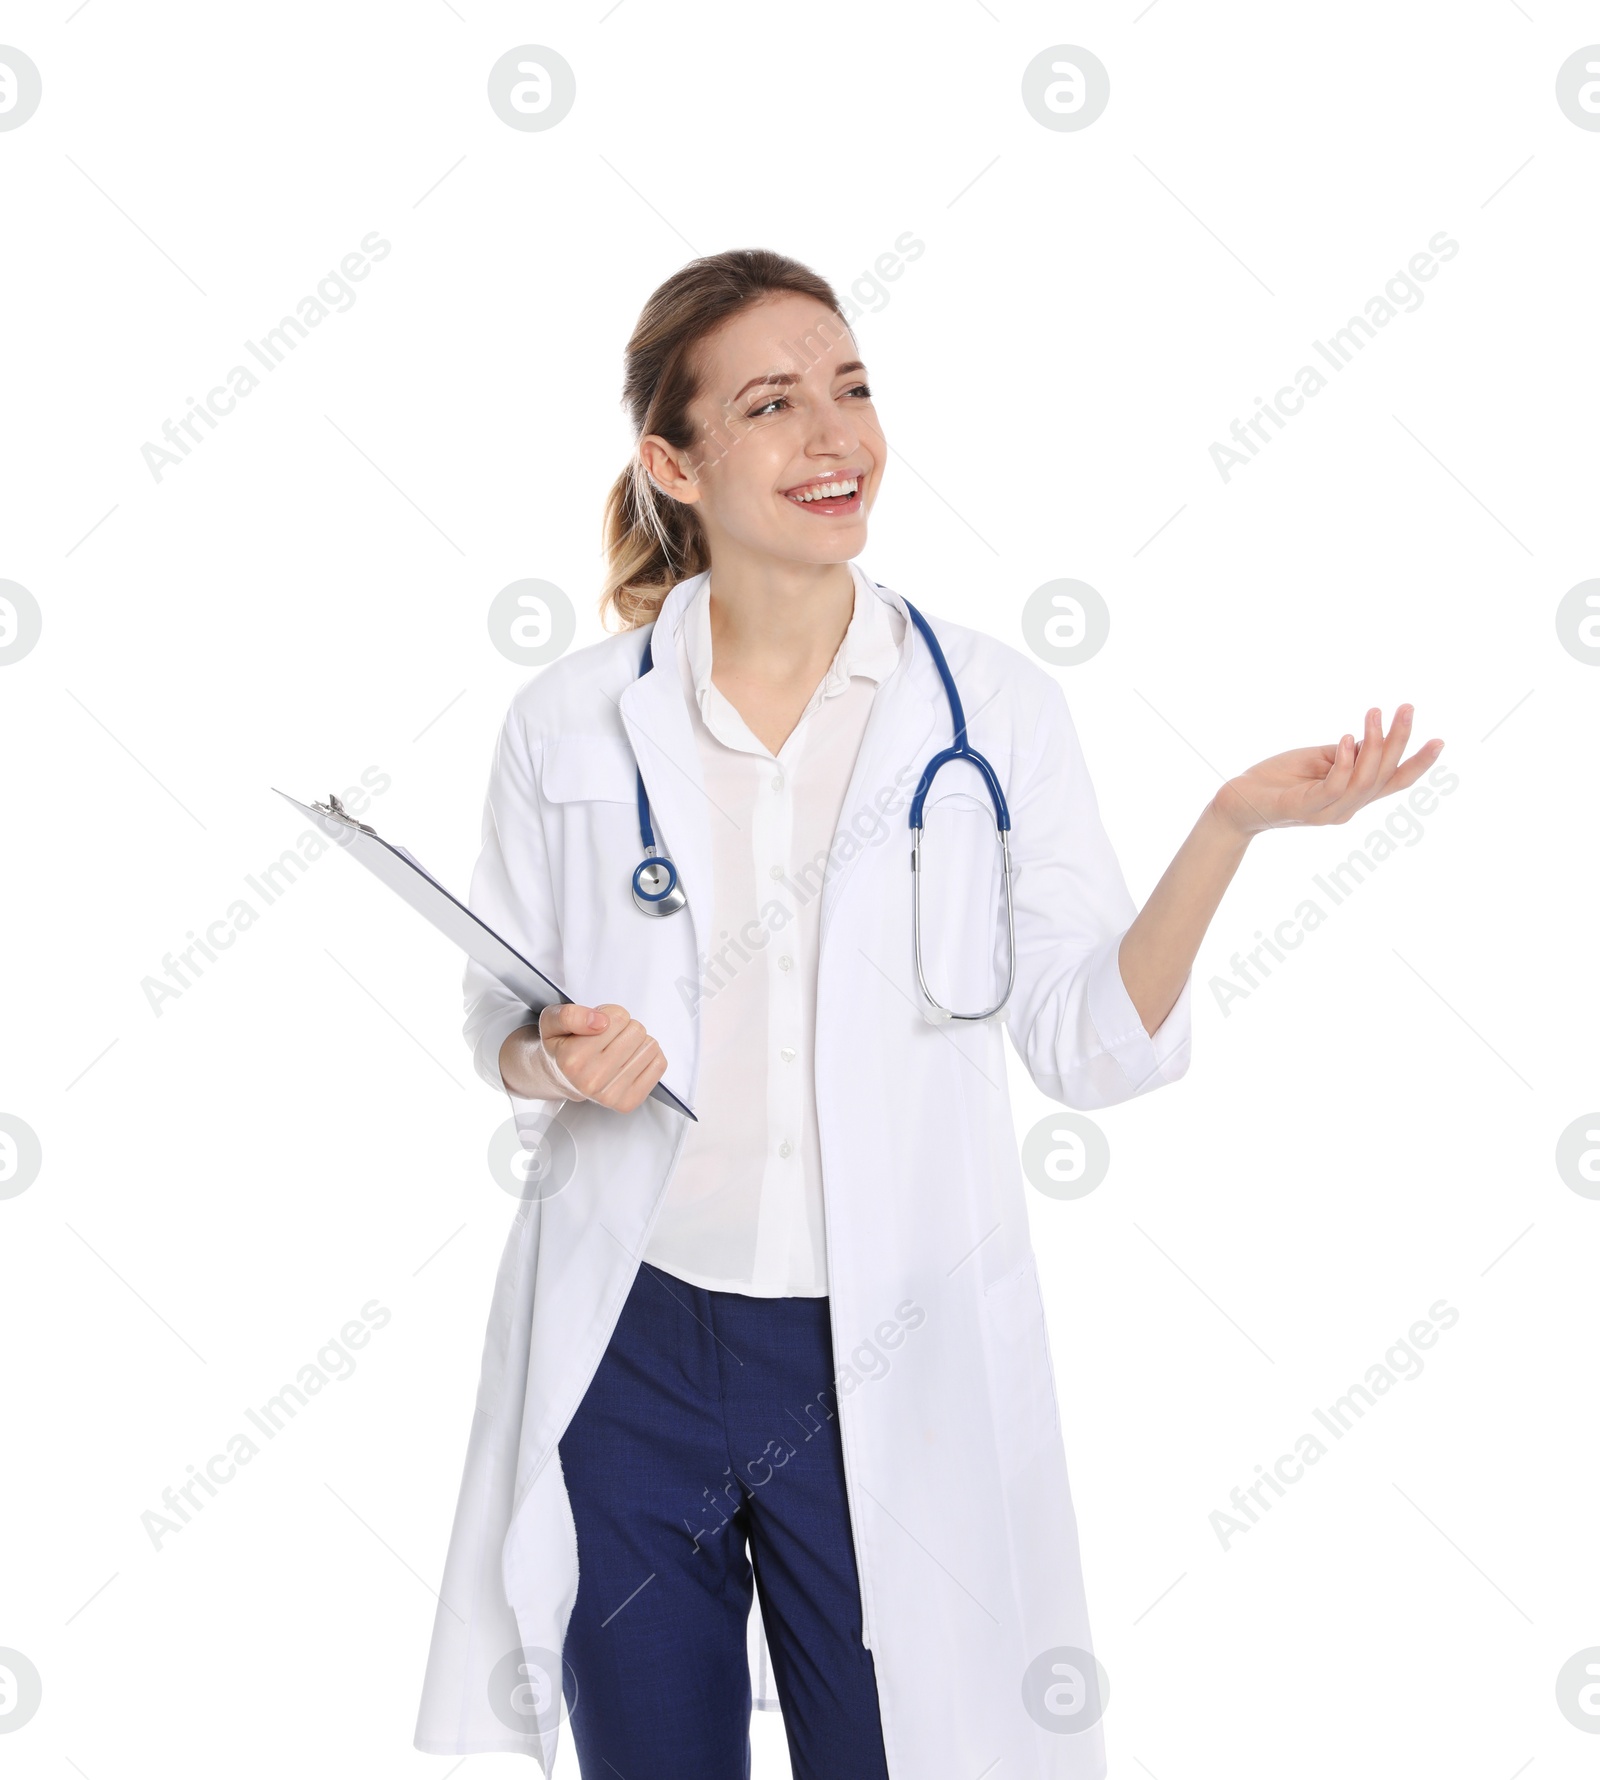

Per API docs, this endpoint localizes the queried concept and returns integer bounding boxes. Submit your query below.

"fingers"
[1226,710,1442,835]
[597,1031,670,1112]
[1373,704,1415,786]
[548,1003,666,1110]
[585,1004,643,1064]
[539,1002,610,1041]
[1347,706,1386,796]
[1318,707,1443,822]
[584,1020,666,1110]
[1383,735,1446,792]
[1318,732,1359,805]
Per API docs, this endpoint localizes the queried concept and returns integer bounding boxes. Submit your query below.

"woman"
[413,249,1442,1779]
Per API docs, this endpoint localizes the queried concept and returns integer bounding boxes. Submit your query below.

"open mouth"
[783,473,865,515]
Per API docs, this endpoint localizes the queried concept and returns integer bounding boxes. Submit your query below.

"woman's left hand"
[1212,704,1445,839]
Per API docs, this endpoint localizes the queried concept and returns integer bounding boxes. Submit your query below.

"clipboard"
[274,789,696,1120]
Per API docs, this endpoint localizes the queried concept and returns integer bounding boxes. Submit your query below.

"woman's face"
[641,290,885,569]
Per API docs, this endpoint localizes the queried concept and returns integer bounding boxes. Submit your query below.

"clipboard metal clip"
[312,793,377,835]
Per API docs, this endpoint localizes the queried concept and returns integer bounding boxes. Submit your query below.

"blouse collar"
[680,559,901,746]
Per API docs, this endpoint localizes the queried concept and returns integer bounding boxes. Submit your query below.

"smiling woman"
[597,249,885,641]
[413,246,1445,1780]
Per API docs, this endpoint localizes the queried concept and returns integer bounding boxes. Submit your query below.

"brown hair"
[599,248,847,632]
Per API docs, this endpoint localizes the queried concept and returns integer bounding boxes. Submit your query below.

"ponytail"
[598,457,710,633]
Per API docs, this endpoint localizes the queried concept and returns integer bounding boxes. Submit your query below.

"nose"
[808,411,868,466]
[803,406,861,460]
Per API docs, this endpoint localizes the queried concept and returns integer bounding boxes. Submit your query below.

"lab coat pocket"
[533,734,645,1001]
[533,730,691,1056]
[983,1255,1062,1466]
[537,734,639,803]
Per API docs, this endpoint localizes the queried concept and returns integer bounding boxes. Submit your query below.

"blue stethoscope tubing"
[902,601,1018,1022]
[629,597,1018,1022]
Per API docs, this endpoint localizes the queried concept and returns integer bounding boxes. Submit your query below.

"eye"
[746,381,873,420]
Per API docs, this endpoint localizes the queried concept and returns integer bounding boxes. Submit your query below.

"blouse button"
[780,1047,796,1063]
[771,774,784,792]
[778,1139,793,1159]
[777,954,793,972]
[769,864,784,880]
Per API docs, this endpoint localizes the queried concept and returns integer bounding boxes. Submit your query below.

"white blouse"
[513,563,901,1298]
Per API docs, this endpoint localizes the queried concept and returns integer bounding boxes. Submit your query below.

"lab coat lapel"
[616,572,717,1016]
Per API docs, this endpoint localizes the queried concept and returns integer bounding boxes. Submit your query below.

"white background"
[2,3,1596,1776]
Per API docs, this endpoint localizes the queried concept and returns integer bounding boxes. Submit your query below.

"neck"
[704,551,855,684]
[690,545,859,757]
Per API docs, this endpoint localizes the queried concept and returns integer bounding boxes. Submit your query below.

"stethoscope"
[628,622,690,917]
[629,598,1017,1022]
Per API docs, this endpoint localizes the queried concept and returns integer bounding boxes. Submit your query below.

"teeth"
[790,478,858,502]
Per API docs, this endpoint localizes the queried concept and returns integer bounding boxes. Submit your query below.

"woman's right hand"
[500,1003,668,1112]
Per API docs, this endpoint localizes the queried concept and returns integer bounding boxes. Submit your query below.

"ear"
[638,435,699,506]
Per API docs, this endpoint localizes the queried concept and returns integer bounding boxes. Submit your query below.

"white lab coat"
[412,566,1192,1778]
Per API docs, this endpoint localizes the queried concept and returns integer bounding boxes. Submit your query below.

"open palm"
[1214,704,1445,838]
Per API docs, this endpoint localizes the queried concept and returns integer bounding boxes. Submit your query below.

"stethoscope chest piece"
[632,852,687,916]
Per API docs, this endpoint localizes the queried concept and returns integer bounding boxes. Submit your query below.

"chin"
[793,511,871,547]
[791,527,868,564]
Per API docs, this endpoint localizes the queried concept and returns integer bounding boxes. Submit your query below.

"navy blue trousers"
[556,1259,892,1780]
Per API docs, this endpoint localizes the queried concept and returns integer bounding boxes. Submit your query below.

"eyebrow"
[730,360,867,404]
